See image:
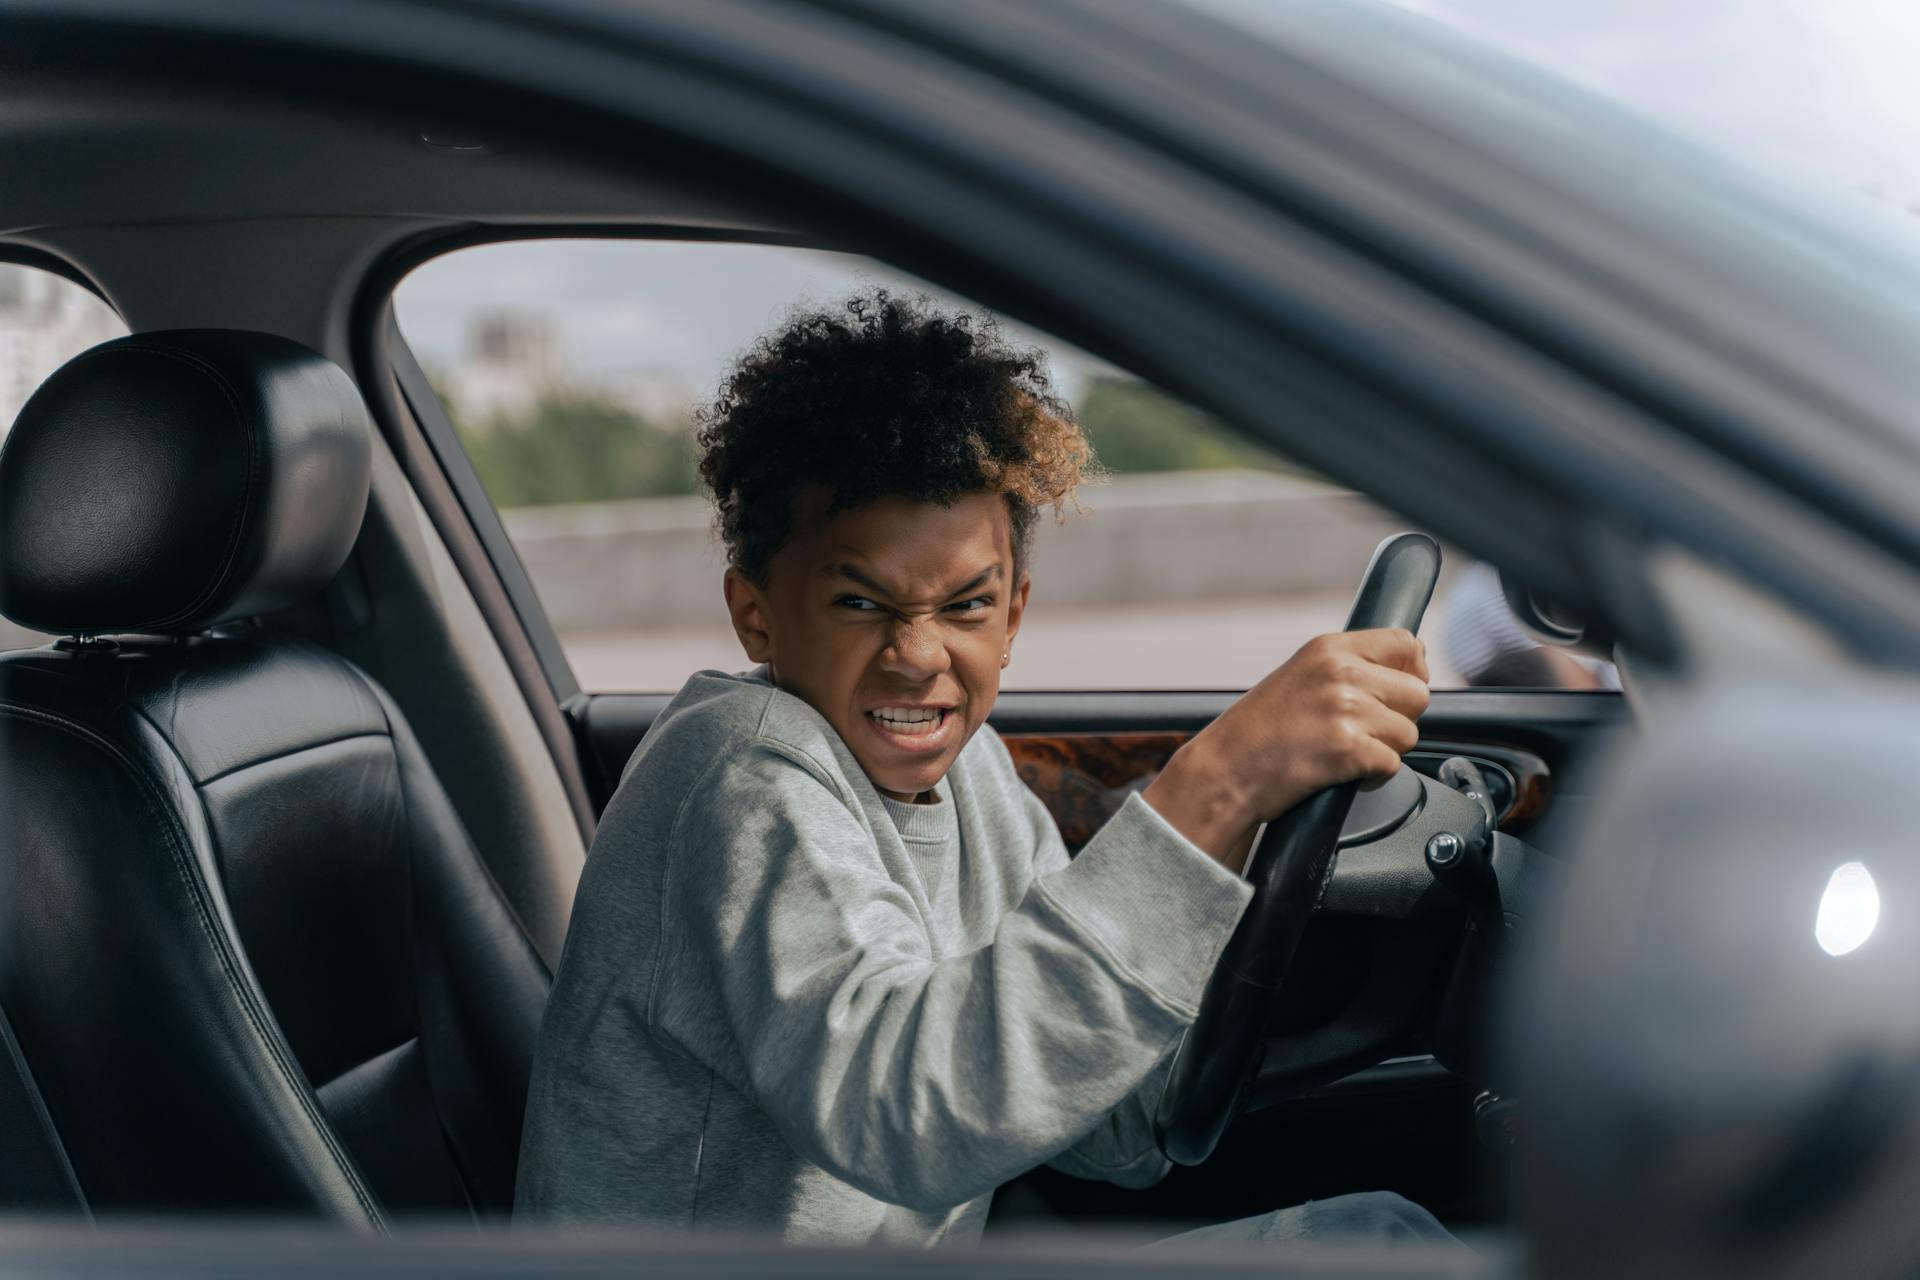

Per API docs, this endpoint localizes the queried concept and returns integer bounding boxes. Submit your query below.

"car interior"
[0,9,1648,1247]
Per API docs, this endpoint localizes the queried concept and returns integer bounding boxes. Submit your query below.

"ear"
[723,569,774,664]
[1004,571,1031,654]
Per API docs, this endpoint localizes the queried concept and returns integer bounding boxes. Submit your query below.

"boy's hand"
[1143,629,1431,871]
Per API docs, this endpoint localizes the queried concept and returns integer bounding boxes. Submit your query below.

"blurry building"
[438,309,699,433]
[443,310,567,424]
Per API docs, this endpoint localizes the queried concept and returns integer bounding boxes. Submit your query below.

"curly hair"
[696,289,1097,583]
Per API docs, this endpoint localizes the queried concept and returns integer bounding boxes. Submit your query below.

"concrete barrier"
[503,469,1411,632]
[0,471,1414,655]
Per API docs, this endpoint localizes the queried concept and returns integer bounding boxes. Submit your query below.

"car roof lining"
[0,77,794,235]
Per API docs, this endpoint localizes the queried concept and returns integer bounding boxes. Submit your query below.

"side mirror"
[1515,677,1920,1277]
[1498,569,1587,647]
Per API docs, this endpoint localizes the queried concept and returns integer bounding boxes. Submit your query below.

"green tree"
[452,392,699,509]
[445,373,1297,513]
[1075,375,1297,475]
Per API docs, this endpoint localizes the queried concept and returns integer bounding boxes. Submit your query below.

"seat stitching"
[313,1036,416,1096]
[0,701,385,1223]
[194,730,391,788]
[0,702,387,1227]
[311,1035,480,1216]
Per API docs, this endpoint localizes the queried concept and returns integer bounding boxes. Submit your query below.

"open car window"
[0,262,128,652]
[392,240,1615,693]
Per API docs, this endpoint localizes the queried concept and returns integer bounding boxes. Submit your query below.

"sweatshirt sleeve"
[650,741,1250,1214]
[1014,783,1183,1189]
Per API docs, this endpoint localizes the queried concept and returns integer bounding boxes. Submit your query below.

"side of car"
[1,0,1918,1265]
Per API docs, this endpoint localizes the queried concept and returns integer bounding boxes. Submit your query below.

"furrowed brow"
[942,565,1002,598]
[823,563,1001,601]
[828,564,894,598]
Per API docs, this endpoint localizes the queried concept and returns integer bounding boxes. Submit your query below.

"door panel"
[564,692,672,811]
[998,732,1189,849]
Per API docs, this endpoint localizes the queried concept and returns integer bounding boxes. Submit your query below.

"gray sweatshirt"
[514,668,1252,1245]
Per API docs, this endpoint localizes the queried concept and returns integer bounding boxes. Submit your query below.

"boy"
[516,291,1445,1248]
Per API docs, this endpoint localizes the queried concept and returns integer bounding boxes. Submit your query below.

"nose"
[878,613,951,683]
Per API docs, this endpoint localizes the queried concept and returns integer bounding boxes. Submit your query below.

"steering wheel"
[1154,532,1443,1165]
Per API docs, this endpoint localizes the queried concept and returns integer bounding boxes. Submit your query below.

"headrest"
[0,330,372,636]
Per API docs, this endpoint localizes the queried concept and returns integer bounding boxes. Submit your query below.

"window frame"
[0,245,116,306]
[370,229,1626,703]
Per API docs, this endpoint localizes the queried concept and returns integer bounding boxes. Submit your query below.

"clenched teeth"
[869,707,946,735]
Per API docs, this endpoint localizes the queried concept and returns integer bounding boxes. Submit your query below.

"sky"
[1204,0,1920,207]
[394,241,1109,402]
[394,0,1920,394]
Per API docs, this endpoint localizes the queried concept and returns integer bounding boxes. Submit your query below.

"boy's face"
[724,491,1029,802]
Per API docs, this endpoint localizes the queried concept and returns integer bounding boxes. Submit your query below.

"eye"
[834,594,883,612]
[945,596,994,615]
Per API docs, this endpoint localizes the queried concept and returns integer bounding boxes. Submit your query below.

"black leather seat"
[0,331,550,1224]
[0,1000,87,1216]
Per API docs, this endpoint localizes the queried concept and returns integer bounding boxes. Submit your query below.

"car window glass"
[394,240,1614,693]
[0,262,129,652]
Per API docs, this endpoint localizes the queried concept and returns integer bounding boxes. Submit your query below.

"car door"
[12,0,1920,1264]
[385,233,1628,1229]
[236,0,1920,1240]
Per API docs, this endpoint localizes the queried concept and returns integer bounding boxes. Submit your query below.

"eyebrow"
[826,563,1002,601]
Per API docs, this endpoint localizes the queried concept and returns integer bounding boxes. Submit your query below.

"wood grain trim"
[1002,731,1190,850]
[1411,739,1552,835]
[1007,731,1553,847]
